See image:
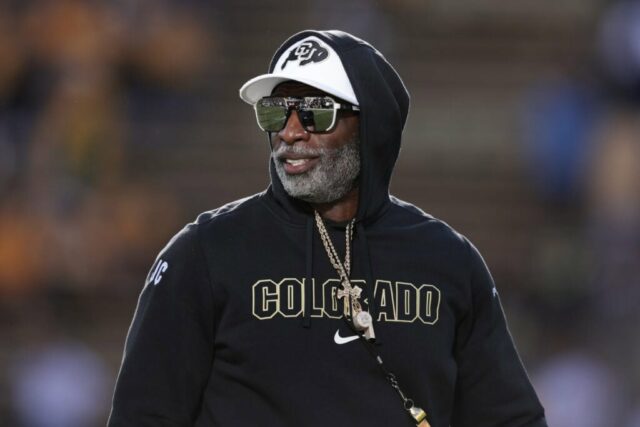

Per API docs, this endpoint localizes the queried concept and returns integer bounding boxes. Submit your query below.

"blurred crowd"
[0,0,638,426]
[0,0,215,296]
[0,0,217,424]
[519,2,640,425]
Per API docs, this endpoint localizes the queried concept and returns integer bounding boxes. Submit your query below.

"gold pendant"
[336,285,351,317]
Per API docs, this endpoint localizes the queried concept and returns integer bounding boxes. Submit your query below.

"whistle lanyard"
[314,212,431,426]
[355,333,431,427]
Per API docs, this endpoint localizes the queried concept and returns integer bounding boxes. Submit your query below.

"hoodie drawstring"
[356,222,380,342]
[303,217,314,328]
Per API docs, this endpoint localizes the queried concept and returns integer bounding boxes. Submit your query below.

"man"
[108,30,547,427]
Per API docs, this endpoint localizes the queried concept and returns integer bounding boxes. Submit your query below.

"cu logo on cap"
[281,40,329,70]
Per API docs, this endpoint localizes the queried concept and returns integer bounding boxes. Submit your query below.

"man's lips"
[278,155,320,175]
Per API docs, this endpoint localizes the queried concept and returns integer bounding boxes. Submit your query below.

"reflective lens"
[307,107,334,131]
[256,99,289,132]
[254,96,358,133]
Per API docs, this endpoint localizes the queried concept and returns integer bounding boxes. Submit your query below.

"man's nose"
[278,110,310,145]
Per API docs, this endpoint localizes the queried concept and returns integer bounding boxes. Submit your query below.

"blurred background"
[0,0,638,426]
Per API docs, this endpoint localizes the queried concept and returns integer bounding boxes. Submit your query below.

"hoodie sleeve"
[451,240,547,427]
[108,224,214,427]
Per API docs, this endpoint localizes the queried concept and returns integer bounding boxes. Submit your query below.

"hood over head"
[240,30,410,225]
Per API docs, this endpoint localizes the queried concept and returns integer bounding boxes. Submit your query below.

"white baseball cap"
[239,36,359,106]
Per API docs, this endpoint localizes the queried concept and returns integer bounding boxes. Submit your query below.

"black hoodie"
[109,30,547,427]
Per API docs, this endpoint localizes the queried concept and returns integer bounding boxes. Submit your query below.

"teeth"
[286,159,308,166]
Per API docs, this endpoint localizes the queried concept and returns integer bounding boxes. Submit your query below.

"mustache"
[272,145,326,158]
[272,135,359,159]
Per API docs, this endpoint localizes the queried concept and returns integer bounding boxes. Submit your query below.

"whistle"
[353,310,375,340]
[409,405,430,426]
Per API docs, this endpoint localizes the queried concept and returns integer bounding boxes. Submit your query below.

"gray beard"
[272,137,360,204]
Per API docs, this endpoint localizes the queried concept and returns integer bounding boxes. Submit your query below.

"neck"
[311,187,359,222]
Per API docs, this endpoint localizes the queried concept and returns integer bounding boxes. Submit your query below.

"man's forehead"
[271,81,330,98]
[271,81,353,105]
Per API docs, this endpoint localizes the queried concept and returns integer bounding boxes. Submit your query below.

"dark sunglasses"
[254,96,359,133]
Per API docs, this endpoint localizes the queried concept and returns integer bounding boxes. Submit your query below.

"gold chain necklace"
[314,211,375,340]
[314,211,429,426]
